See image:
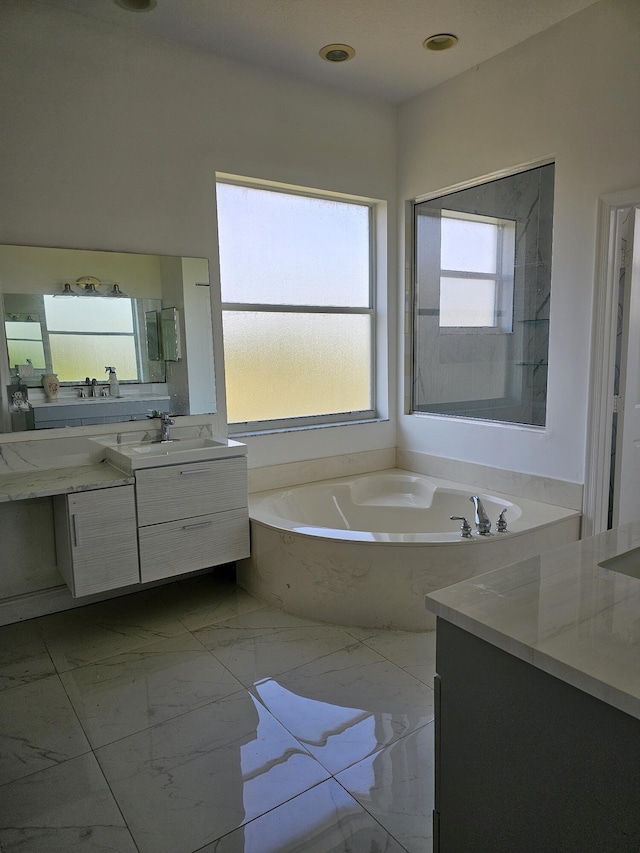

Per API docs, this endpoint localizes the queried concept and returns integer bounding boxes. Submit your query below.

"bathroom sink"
[105,437,246,472]
[599,546,640,581]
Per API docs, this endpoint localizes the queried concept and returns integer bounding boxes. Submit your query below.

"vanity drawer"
[135,456,247,526]
[138,508,250,583]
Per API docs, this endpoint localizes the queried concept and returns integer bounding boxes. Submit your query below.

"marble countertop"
[0,461,134,502]
[426,522,640,722]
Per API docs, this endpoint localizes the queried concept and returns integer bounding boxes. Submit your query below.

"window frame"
[408,159,554,427]
[216,178,378,434]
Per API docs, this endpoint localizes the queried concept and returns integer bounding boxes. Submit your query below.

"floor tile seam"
[187,777,334,853]
[0,641,58,691]
[41,624,193,675]
[53,668,97,761]
[185,628,261,692]
[240,637,433,699]
[0,667,59,695]
[237,636,370,693]
[320,718,437,780]
[344,717,436,767]
[176,602,272,634]
[329,773,414,853]
[53,629,243,680]
[245,688,386,779]
[86,748,144,853]
[358,642,437,686]
[0,737,95,791]
[85,682,252,753]
[0,669,92,742]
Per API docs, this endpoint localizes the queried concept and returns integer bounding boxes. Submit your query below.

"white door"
[613,207,640,525]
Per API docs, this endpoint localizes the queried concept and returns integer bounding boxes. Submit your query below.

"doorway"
[585,190,640,535]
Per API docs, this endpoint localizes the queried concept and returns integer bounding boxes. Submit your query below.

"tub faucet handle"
[496,508,508,532]
[450,516,473,538]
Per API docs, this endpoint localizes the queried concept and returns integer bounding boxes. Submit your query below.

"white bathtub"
[237,469,581,631]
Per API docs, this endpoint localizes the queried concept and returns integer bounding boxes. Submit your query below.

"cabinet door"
[135,456,247,526]
[54,486,139,597]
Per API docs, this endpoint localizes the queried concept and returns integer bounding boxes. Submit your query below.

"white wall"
[0,0,397,468]
[398,0,640,484]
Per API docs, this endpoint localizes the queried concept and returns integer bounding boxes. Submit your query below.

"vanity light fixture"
[319,44,356,63]
[423,33,458,51]
[55,276,127,297]
[113,0,157,11]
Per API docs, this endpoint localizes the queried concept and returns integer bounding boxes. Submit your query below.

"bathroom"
[0,0,639,850]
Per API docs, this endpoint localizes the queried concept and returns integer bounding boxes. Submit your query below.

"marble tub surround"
[0,573,436,853]
[247,446,583,510]
[240,470,580,632]
[426,521,640,722]
[396,448,583,511]
[247,446,395,493]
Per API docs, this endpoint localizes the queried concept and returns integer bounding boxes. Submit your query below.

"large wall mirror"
[0,244,216,432]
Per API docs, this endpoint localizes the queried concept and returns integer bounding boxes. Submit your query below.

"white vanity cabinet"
[53,485,140,597]
[135,456,250,583]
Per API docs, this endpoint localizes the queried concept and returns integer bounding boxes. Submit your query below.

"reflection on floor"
[0,568,435,852]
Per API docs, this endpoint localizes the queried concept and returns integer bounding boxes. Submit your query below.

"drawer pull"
[72,514,82,547]
[181,520,213,531]
[179,468,211,476]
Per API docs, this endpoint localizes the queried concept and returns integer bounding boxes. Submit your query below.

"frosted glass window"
[217,184,370,308]
[49,335,137,382]
[217,179,375,428]
[223,312,371,423]
[440,278,497,326]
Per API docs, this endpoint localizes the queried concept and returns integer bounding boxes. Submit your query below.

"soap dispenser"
[105,366,120,397]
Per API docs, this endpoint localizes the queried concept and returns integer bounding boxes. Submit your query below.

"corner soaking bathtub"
[237,469,581,631]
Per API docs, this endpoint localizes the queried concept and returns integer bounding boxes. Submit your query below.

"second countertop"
[426,521,640,722]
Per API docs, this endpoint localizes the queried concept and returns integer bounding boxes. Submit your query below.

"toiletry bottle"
[105,366,119,397]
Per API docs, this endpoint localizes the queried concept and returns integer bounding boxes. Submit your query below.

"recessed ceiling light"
[423,33,458,51]
[113,0,157,11]
[319,44,356,63]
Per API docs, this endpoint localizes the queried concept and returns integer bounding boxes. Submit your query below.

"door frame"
[584,187,640,536]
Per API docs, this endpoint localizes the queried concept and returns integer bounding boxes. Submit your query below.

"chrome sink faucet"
[470,495,492,535]
[159,411,175,442]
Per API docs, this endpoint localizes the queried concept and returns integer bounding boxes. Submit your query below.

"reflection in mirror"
[4,294,165,384]
[0,244,216,432]
[145,311,161,362]
[161,307,181,362]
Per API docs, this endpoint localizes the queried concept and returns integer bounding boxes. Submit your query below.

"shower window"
[439,211,515,330]
[216,180,375,431]
[412,162,554,427]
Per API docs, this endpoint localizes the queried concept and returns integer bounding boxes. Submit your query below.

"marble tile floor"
[0,568,436,853]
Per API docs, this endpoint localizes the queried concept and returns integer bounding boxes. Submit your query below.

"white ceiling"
[47,0,601,103]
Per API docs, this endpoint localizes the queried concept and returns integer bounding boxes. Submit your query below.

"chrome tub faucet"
[470,495,491,535]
